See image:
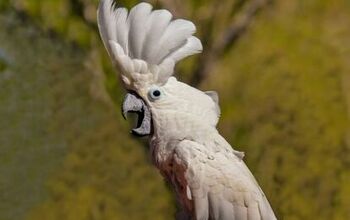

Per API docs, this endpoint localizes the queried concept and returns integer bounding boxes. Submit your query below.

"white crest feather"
[97,0,202,88]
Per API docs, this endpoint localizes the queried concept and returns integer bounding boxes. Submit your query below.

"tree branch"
[190,0,271,87]
[155,0,188,17]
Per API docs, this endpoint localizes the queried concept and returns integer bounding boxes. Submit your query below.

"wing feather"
[174,139,277,220]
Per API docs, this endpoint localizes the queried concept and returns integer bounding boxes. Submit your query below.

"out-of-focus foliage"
[205,1,350,219]
[0,9,173,220]
[0,0,350,220]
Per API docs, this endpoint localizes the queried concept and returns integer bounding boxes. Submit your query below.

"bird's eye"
[148,87,163,101]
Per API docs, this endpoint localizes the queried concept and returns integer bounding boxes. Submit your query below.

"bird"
[97,1,277,219]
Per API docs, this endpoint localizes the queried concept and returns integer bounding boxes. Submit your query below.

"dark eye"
[153,90,160,96]
[148,87,163,101]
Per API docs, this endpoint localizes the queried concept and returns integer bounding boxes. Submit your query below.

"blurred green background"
[0,0,349,219]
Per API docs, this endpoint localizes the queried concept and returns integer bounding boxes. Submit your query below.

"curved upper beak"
[122,92,152,136]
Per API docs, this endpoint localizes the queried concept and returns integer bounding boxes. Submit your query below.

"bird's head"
[98,0,219,137]
[121,76,220,137]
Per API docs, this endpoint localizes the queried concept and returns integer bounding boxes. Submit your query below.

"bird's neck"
[149,109,218,166]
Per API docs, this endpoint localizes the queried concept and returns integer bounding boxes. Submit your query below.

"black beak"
[122,92,152,136]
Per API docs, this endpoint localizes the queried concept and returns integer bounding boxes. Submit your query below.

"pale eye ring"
[148,87,163,101]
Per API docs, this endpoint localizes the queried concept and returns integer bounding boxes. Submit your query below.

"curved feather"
[142,9,173,64]
[127,3,152,59]
[97,0,202,86]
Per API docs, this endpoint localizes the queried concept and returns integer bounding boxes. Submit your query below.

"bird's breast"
[153,147,194,215]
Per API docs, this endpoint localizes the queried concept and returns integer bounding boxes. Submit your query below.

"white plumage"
[97,1,277,219]
[98,0,202,88]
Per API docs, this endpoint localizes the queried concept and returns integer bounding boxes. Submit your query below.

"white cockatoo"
[97,1,277,219]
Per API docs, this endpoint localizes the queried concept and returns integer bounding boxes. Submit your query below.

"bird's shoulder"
[174,139,259,194]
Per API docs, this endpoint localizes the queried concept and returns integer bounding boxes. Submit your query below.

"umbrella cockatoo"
[97,1,277,219]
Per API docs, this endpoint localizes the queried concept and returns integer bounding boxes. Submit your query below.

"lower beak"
[122,92,152,136]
